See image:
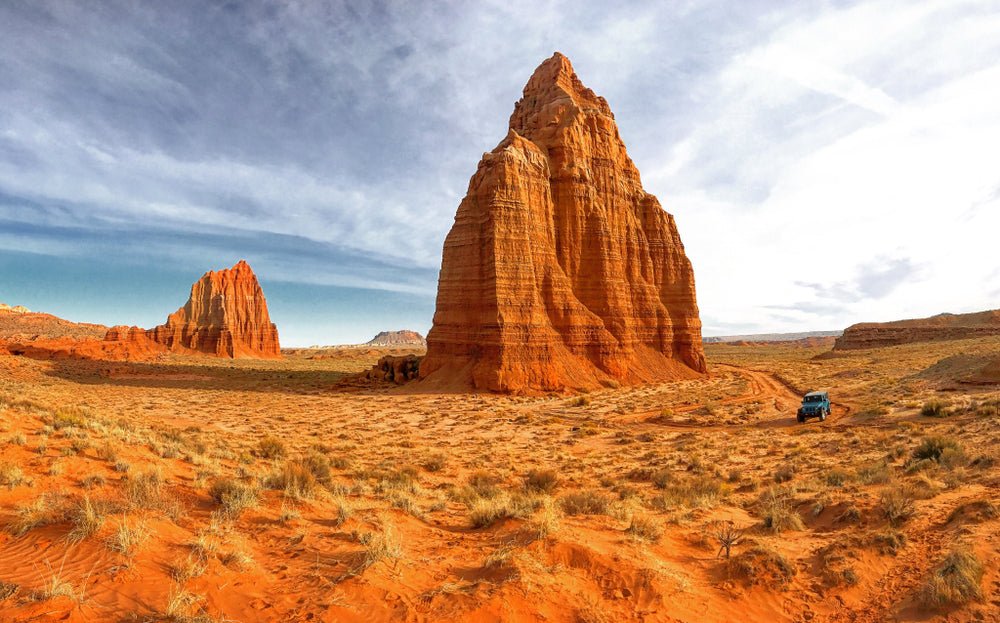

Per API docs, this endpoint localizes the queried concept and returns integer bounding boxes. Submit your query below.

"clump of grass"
[758,487,804,534]
[360,526,403,571]
[8,432,26,446]
[566,395,590,407]
[122,470,163,510]
[170,554,206,583]
[912,436,962,463]
[422,453,447,472]
[106,516,148,557]
[332,496,355,526]
[922,546,983,607]
[880,486,916,526]
[559,489,611,516]
[856,461,892,485]
[81,474,107,490]
[67,496,110,542]
[825,469,852,487]
[257,435,286,459]
[208,478,260,520]
[0,460,29,489]
[267,460,318,499]
[870,527,908,555]
[773,467,795,484]
[524,468,560,494]
[0,580,19,601]
[920,399,952,418]
[728,541,797,587]
[649,475,730,510]
[527,498,560,540]
[7,492,68,536]
[626,515,662,544]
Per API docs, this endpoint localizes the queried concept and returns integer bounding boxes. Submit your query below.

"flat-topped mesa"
[108,260,281,359]
[834,309,1000,350]
[421,53,706,393]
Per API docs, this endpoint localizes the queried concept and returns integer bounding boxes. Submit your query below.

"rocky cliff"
[108,260,281,359]
[834,310,1000,350]
[421,53,706,392]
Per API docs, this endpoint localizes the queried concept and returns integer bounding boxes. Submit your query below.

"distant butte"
[834,309,1000,350]
[420,52,707,392]
[107,260,281,359]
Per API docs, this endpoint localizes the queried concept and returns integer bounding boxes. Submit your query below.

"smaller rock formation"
[337,354,422,388]
[107,260,281,359]
[834,309,1000,350]
[365,330,426,347]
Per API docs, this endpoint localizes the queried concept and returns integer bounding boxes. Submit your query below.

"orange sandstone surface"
[835,309,1000,351]
[421,53,706,393]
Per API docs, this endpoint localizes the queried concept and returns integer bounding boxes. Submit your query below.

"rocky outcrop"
[834,310,1000,350]
[366,330,426,347]
[107,260,281,359]
[420,53,706,393]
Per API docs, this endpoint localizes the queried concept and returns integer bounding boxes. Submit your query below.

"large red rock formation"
[108,260,281,359]
[421,53,706,392]
[834,309,1000,350]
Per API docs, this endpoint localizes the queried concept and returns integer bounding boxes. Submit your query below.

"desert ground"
[1,338,999,622]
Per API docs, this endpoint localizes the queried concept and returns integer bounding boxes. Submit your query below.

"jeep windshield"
[804,396,824,402]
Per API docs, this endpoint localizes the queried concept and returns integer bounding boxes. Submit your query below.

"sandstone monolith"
[421,53,706,392]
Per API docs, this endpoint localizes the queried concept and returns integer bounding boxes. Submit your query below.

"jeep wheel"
[797,414,804,423]
[820,410,827,422]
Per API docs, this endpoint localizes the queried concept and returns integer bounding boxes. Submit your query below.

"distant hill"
[835,309,1000,350]
[0,305,108,341]
[365,330,426,347]
[704,330,842,344]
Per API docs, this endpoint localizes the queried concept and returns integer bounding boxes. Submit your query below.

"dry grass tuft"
[67,496,111,542]
[922,545,984,607]
[728,541,797,587]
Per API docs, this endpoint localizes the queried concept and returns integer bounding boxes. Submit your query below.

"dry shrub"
[728,541,797,587]
[922,546,983,607]
[209,478,260,520]
[332,496,355,526]
[869,528,908,555]
[422,453,447,473]
[559,489,611,516]
[267,460,318,499]
[524,468,560,493]
[360,526,403,570]
[758,487,804,533]
[0,460,29,489]
[469,491,543,528]
[626,515,662,543]
[920,399,952,417]
[7,492,69,536]
[67,496,111,542]
[257,435,286,459]
[0,580,19,601]
[879,486,916,526]
[649,475,729,510]
[122,470,163,510]
[912,436,962,463]
[106,516,148,557]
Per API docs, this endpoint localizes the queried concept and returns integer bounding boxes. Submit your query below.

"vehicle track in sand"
[608,364,849,430]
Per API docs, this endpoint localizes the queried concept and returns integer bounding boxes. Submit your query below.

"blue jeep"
[797,391,831,423]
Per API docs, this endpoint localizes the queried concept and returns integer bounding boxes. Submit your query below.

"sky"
[1,0,999,346]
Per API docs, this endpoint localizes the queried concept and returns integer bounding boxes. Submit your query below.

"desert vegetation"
[0,337,998,621]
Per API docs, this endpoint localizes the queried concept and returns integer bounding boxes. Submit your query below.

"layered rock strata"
[834,310,1000,350]
[421,53,706,392]
[108,260,280,359]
